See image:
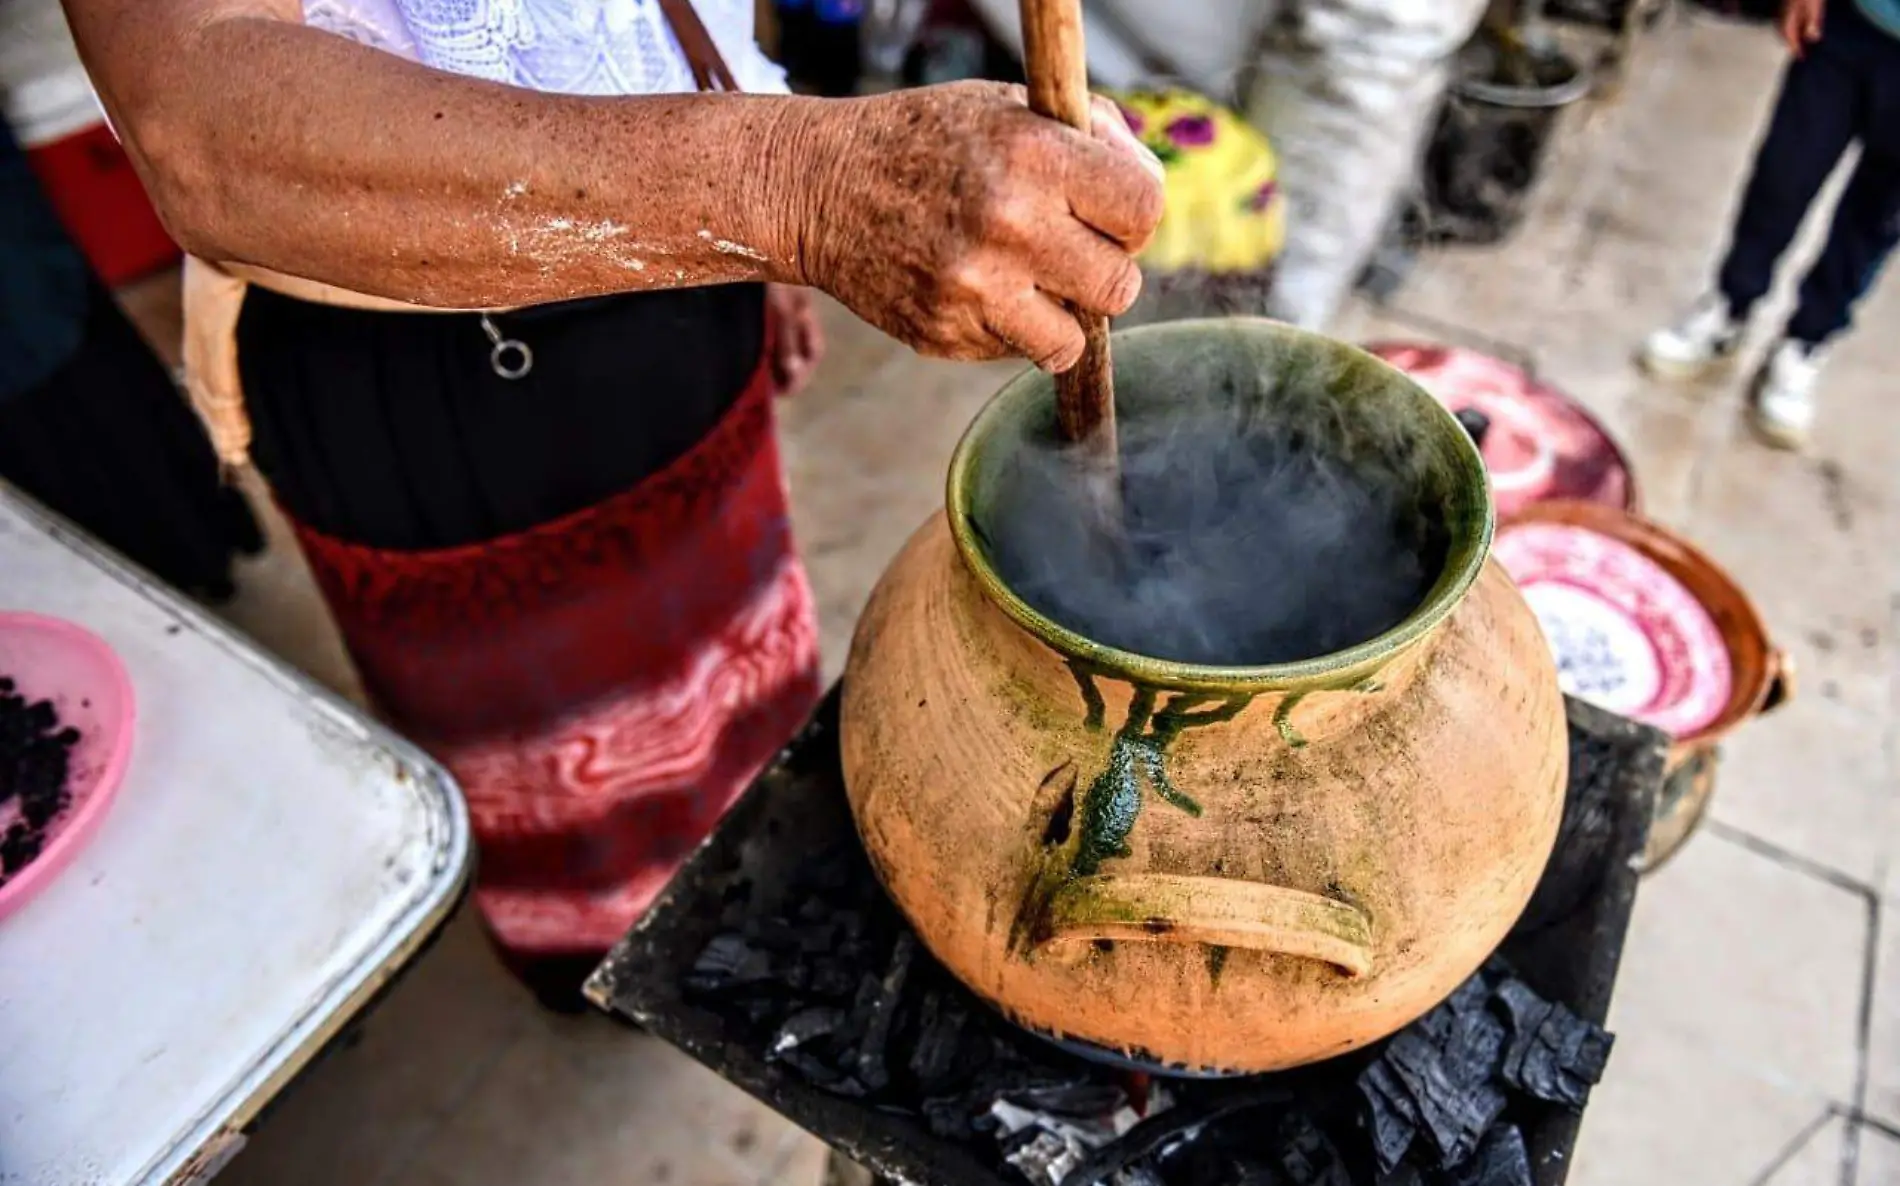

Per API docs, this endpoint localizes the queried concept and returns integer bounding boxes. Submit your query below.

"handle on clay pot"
[1760,647,1795,715]
[1038,873,1374,977]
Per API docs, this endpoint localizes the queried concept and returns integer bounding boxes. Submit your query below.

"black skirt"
[0,279,261,599]
[235,283,767,552]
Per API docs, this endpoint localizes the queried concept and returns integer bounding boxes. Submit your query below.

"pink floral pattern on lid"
[1495,523,1733,738]
[1368,344,1635,519]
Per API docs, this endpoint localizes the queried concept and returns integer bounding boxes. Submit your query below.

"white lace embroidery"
[302,0,788,96]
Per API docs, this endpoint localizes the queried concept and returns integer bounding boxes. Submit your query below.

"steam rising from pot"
[979,377,1441,667]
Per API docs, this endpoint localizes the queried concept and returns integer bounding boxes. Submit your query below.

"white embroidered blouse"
[300,0,789,96]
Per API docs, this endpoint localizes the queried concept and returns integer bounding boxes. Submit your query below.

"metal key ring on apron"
[480,314,534,380]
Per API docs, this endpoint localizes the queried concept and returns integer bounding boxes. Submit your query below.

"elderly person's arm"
[60,0,1164,371]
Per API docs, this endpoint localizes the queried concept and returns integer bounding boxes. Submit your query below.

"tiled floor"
[138,10,1897,1185]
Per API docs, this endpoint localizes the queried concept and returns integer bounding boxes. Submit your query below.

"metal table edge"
[0,485,478,1186]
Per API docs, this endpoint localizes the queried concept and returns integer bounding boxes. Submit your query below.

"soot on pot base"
[981,405,1438,667]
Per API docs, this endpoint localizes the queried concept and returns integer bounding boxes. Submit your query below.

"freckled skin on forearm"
[62,0,1165,366]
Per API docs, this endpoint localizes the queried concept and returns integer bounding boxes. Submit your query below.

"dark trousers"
[1719,0,1900,345]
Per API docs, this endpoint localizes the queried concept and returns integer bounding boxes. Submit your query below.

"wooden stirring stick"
[1019,0,1120,473]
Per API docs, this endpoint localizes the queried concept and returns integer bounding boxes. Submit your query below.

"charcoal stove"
[588,689,1664,1186]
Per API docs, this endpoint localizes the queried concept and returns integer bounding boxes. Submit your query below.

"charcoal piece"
[1493,979,1612,1109]
[770,1006,846,1057]
[1450,1002,1509,1080]
[1444,1125,1532,1186]
[737,996,782,1026]
[776,1048,847,1087]
[1011,1082,1127,1118]
[684,933,776,994]
[1152,1136,1253,1184]
[829,1075,871,1099]
[1518,731,1621,930]
[794,894,830,922]
[1407,967,1498,1051]
[799,922,843,954]
[742,916,810,952]
[965,1063,1076,1098]
[1446,971,1495,1018]
[1383,1025,1509,1167]
[808,958,860,999]
[1275,1111,1351,1186]
[908,990,968,1089]
[1106,1163,1166,1186]
[924,1094,982,1140]
[1375,1166,1426,1186]
[1058,1086,1290,1186]
[1359,1060,1419,1173]
[853,932,917,1092]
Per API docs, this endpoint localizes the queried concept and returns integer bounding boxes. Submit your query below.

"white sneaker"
[1639,294,1743,380]
[1748,339,1823,450]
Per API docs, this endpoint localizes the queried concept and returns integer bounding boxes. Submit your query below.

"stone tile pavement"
[160,10,1897,1185]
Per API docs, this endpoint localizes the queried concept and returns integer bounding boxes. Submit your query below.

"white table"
[0,485,471,1186]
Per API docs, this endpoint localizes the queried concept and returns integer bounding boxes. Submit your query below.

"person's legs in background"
[1641,17,1857,383]
[1751,145,1900,445]
[1784,151,1900,346]
[1644,0,1900,449]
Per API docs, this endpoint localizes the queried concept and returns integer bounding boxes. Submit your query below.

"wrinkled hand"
[1781,0,1824,54]
[796,81,1165,373]
[765,284,825,397]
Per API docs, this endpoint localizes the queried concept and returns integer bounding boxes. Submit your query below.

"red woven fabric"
[288,354,820,957]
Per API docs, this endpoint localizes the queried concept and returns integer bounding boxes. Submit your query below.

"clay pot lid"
[1366,343,1637,519]
[1495,502,1785,743]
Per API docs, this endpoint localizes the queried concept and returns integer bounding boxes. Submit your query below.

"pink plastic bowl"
[0,612,136,921]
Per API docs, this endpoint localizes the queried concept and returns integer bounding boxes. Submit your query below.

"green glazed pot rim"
[944,318,1496,694]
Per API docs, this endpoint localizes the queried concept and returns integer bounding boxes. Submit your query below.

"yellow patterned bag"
[1108,87,1287,278]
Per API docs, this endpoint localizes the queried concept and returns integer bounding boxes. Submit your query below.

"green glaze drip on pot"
[1207,944,1231,988]
[1067,675,1254,876]
[1067,658,1109,732]
[1012,673,1254,954]
[1273,693,1310,749]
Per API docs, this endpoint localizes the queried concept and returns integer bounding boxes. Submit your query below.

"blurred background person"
[1640,0,1900,449]
[0,117,260,601]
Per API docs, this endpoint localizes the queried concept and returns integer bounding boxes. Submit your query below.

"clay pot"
[1499,501,1793,871]
[840,320,1569,1075]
